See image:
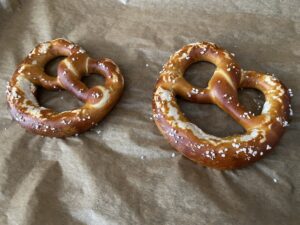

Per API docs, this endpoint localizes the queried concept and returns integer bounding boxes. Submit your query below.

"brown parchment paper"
[0,0,299,224]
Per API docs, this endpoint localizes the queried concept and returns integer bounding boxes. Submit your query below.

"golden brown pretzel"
[6,38,124,137]
[152,42,291,169]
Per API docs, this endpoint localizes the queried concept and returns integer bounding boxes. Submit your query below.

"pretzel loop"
[152,42,290,169]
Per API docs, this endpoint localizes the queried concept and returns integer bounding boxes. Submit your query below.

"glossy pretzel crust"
[6,38,124,137]
[152,42,291,169]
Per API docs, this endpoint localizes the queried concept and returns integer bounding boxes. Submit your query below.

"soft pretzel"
[152,42,291,169]
[6,38,124,137]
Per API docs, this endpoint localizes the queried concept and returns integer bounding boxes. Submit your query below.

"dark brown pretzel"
[152,42,291,169]
[6,38,124,137]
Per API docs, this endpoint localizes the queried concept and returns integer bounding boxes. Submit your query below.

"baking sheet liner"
[0,0,299,224]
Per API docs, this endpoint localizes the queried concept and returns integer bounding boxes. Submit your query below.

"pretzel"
[6,38,124,137]
[152,42,291,169]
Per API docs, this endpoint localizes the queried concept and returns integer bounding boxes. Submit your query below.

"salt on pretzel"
[152,42,291,169]
[6,38,124,137]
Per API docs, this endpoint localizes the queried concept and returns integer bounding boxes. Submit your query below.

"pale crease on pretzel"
[6,38,124,137]
[152,42,291,169]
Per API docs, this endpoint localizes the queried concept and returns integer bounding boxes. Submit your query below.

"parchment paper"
[0,0,299,224]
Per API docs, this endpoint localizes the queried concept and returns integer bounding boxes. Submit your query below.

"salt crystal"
[288,88,293,97]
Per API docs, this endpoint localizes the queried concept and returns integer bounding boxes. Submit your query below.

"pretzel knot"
[6,38,124,137]
[152,42,291,169]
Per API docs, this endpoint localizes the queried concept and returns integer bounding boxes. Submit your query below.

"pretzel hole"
[184,62,216,88]
[238,88,265,116]
[82,74,105,88]
[177,99,245,137]
[36,88,83,112]
[45,56,67,77]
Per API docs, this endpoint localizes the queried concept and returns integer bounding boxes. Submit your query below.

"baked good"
[152,42,291,169]
[6,38,124,137]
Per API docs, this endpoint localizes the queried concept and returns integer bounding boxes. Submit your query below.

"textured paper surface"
[0,0,299,224]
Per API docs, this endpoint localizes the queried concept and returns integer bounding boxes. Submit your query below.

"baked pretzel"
[152,42,291,169]
[6,38,124,137]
